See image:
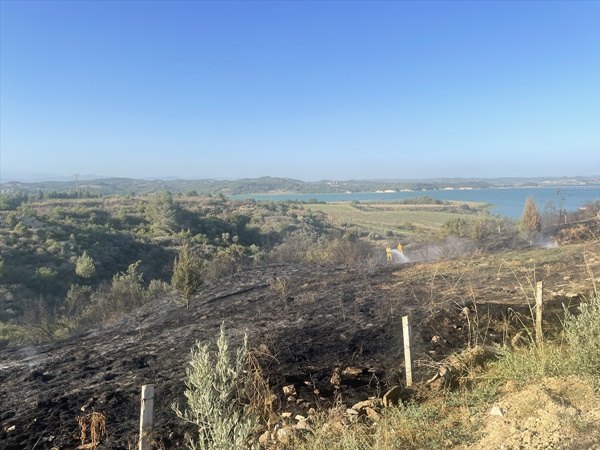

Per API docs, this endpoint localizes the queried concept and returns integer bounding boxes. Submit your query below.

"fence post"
[139,384,154,450]
[536,281,543,345]
[402,315,413,387]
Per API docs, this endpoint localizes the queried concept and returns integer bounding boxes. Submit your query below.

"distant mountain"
[1,175,598,197]
[0,171,108,183]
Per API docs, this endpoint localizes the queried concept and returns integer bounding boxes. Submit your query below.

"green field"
[307,202,482,237]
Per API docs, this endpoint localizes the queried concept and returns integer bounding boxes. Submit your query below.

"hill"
[1,240,600,449]
[1,176,499,197]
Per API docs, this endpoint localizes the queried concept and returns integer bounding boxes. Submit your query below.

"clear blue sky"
[1,0,599,182]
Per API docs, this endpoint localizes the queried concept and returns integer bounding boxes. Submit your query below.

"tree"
[75,251,96,279]
[520,196,541,244]
[172,242,204,308]
[145,191,179,235]
[109,261,145,309]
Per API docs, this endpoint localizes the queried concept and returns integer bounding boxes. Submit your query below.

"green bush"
[564,295,600,377]
[173,324,257,450]
[146,279,173,302]
[492,295,600,385]
[492,344,569,385]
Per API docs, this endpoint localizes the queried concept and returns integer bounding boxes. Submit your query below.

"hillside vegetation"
[1,176,494,196]
[1,190,600,449]
[2,191,599,347]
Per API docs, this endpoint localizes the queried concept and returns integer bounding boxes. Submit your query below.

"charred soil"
[2,241,600,449]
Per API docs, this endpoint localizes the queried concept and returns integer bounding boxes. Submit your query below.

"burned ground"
[1,241,599,449]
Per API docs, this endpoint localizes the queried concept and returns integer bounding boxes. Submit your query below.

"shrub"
[564,295,600,377]
[64,284,93,324]
[146,279,173,302]
[173,324,257,450]
[108,261,145,310]
[203,245,245,282]
[306,237,373,265]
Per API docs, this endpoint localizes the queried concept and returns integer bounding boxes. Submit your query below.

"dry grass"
[77,411,107,450]
[269,276,290,301]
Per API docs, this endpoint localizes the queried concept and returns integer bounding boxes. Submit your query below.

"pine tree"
[520,196,541,244]
[172,242,204,308]
[75,251,96,279]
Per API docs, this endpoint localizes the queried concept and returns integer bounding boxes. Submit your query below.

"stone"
[281,412,292,418]
[258,430,270,446]
[352,399,380,410]
[283,384,296,396]
[490,406,504,416]
[342,366,363,376]
[276,427,289,444]
[346,408,359,415]
[365,407,381,421]
[294,420,310,430]
[383,385,403,407]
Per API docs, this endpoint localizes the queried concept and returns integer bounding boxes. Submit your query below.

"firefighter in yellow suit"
[386,246,392,261]
[397,243,403,253]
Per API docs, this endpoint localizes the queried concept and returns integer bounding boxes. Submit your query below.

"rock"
[346,408,359,415]
[365,407,381,421]
[294,419,311,430]
[276,427,289,445]
[281,412,292,419]
[5,425,16,433]
[258,430,270,446]
[80,397,95,412]
[563,276,571,281]
[383,385,403,407]
[294,414,306,421]
[342,366,363,376]
[490,406,504,416]
[283,384,296,396]
[352,399,380,410]
[287,396,296,402]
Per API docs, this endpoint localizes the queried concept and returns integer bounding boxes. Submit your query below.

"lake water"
[233,186,600,219]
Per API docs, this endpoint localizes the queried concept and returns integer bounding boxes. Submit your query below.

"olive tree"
[172,324,257,450]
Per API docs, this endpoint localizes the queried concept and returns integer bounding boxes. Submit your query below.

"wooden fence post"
[536,281,543,345]
[402,315,413,387]
[139,384,154,450]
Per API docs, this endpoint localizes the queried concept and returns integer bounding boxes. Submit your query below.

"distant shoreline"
[239,184,600,196]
